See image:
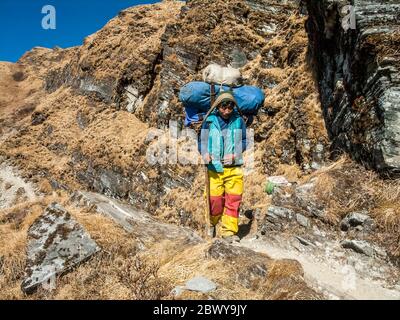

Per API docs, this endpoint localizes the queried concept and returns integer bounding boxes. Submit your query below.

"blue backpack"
[179,81,265,127]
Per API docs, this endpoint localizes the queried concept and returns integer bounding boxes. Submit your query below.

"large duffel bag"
[179,81,265,127]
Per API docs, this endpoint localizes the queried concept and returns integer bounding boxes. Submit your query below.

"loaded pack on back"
[179,63,265,131]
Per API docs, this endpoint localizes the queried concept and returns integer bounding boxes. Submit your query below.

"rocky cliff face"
[306,0,400,177]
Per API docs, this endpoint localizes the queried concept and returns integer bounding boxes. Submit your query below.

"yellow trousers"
[206,166,243,237]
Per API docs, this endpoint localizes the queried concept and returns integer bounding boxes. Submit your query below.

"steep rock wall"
[306,0,400,177]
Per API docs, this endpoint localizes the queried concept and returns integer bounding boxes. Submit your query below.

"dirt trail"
[239,236,400,300]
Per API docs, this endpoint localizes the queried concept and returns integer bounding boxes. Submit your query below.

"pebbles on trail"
[239,235,400,300]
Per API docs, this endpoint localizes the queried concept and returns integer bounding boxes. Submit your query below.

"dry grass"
[158,241,319,300]
[1,199,318,300]
[299,156,376,224]
[260,259,321,300]
[0,193,174,300]
[299,155,400,258]
[369,179,400,257]
[0,198,53,299]
[365,31,400,67]
[274,163,304,183]
[54,251,171,300]
[242,13,329,175]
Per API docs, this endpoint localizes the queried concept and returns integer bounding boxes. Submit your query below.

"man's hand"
[204,153,212,164]
[223,154,235,165]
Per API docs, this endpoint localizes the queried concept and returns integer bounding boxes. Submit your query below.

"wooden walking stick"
[202,84,217,239]
[204,164,211,238]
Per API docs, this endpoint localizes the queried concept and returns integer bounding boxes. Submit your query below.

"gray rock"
[259,205,296,233]
[355,225,363,232]
[340,211,374,231]
[230,48,248,69]
[296,213,310,228]
[76,111,89,129]
[290,181,326,218]
[21,203,100,294]
[96,169,131,199]
[267,176,291,186]
[296,236,315,247]
[49,179,69,191]
[271,187,293,207]
[207,239,255,260]
[77,167,131,200]
[125,85,143,113]
[72,191,204,246]
[340,240,375,257]
[185,276,217,293]
[76,163,193,211]
[78,77,113,103]
[31,112,47,125]
[308,205,325,218]
[267,205,295,220]
[292,241,305,252]
[171,285,186,297]
[295,181,315,194]
[12,71,26,82]
[374,246,388,259]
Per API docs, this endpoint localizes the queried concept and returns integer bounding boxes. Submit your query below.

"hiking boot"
[208,225,216,238]
[222,235,240,243]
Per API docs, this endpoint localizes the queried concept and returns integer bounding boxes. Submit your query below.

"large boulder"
[21,203,100,294]
[340,211,375,231]
[72,191,204,247]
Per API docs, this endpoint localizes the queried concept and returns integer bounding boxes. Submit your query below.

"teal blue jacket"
[198,111,247,173]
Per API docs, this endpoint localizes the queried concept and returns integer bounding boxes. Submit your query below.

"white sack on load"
[202,63,242,86]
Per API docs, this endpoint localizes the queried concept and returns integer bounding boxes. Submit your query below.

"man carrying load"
[198,91,247,243]
[179,63,264,242]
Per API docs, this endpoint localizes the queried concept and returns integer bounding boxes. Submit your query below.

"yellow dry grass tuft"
[260,259,321,300]
[0,192,175,300]
[300,156,400,258]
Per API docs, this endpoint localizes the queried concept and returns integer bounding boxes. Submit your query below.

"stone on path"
[340,240,375,257]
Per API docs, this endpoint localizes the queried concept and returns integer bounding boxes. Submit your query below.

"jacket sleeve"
[198,121,210,155]
[241,117,247,153]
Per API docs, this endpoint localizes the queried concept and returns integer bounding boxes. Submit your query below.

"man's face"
[218,101,234,120]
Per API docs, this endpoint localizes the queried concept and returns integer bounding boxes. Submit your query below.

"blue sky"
[0,0,161,62]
